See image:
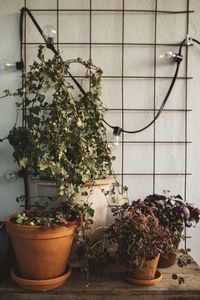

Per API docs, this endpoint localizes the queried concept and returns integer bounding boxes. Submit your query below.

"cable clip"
[186,34,192,46]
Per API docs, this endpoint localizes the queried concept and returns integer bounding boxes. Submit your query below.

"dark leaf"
[172,274,178,280]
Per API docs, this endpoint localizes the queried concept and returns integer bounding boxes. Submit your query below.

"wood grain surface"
[0,259,200,299]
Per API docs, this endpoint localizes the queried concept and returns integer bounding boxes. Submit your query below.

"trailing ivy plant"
[5,46,114,206]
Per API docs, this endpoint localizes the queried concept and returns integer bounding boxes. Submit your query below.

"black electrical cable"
[15,8,200,209]
[110,39,186,134]
[117,44,184,134]
[19,7,189,136]
[20,8,88,98]
[192,38,200,46]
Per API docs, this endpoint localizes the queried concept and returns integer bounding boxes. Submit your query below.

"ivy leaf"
[81,191,88,196]
[19,157,28,169]
[38,94,45,103]
[38,162,49,171]
[4,89,12,96]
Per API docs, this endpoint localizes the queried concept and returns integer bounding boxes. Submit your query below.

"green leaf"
[81,191,88,196]
[19,157,28,169]
[4,89,12,96]
[38,162,49,171]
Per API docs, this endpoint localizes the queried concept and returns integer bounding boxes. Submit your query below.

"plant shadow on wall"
[0,45,117,290]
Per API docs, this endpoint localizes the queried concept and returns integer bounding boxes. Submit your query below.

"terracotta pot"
[6,215,77,280]
[31,178,115,267]
[128,254,160,280]
[158,252,176,268]
[158,241,179,268]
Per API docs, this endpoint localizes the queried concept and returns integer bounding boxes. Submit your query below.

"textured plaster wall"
[0,0,200,264]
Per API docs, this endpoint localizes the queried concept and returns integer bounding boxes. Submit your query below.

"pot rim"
[32,177,116,187]
[6,214,77,239]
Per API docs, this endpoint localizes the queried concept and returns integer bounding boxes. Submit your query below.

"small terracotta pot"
[158,251,177,268]
[158,242,178,268]
[128,254,160,280]
[6,215,77,280]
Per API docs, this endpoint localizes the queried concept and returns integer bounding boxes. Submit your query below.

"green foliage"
[144,191,200,234]
[8,46,114,203]
[14,200,94,228]
[109,200,177,272]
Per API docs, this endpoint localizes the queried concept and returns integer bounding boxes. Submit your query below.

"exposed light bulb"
[113,134,120,146]
[43,25,56,44]
[0,59,23,72]
[159,51,175,59]
[159,51,183,63]
[4,170,18,182]
[0,59,16,71]
[111,127,122,147]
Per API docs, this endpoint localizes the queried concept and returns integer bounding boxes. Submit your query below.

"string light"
[4,171,18,182]
[159,51,183,63]
[43,25,56,45]
[0,59,23,71]
[2,7,200,147]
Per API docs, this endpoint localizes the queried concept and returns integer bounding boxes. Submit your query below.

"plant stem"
[24,173,30,209]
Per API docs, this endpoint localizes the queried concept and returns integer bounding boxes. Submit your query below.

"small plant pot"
[125,254,160,281]
[158,242,179,268]
[11,265,71,291]
[6,215,77,280]
[158,251,177,268]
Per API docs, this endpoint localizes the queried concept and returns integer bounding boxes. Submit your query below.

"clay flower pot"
[158,241,179,268]
[158,250,177,268]
[6,215,77,281]
[124,254,162,285]
[158,252,177,268]
[129,254,160,281]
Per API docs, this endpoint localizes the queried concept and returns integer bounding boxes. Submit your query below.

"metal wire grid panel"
[23,0,191,239]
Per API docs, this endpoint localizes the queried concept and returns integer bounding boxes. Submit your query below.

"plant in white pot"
[7,46,115,221]
[2,46,115,290]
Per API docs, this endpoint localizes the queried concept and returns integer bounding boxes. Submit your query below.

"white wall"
[0,0,200,264]
[0,0,24,219]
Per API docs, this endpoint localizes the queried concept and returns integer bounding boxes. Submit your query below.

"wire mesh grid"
[23,0,192,242]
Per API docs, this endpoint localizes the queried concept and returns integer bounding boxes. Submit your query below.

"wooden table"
[0,259,200,299]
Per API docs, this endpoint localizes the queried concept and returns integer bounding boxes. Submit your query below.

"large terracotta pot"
[31,177,115,267]
[128,254,160,280]
[6,215,77,280]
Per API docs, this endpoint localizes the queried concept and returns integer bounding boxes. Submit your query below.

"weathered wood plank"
[0,259,199,299]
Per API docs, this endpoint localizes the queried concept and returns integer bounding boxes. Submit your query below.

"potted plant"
[3,45,115,290]
[144,191,200,270]
[7,46,115,214]
[6,203,81,291]
[108,200,176,285]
